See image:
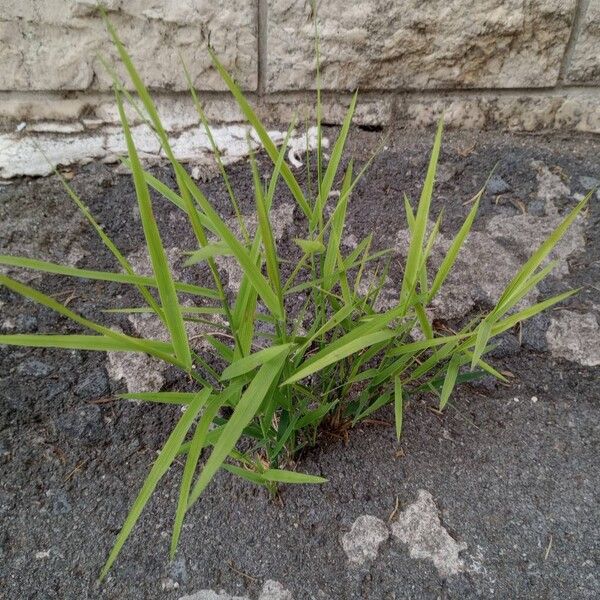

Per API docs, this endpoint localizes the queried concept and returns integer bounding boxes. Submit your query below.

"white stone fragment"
[0,133,105,178]
[390,489,466,577]
[342,515,390,565]
[0,124,331,179]
[178,580,292,600]
[258,580,293,600]
[178,591,248,600]
[546,311,600,367]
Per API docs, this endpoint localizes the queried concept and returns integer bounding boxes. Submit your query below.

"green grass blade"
[117,392,200,404]
[34,139,164,321]
[105,306,224,316]
[187,352,289,507]
[495,193,590,313]
[284,329,396,386]
[261,469,326,484]
[0,274,181,365]
[0,255,218,299]
[209,50,312,220]
[46,161,166,322]
[429,195,480,300]
[297,303,355,355]
[470,319,492,371]
[229,125,295,354]
[170,387,217,557]
[394,376,403,440]
[492,289,578,335]
[313,93,358,229]
[222,463,267,485]
[399,119,443,306]
[182,174,283,320]
[221,343,294,380]
[388,333,469,357]
[99,390,208,580]
[439,354,460,410]
[182,58,249,244]
[294,238,326,254]
[323,161,353,290]
[249,146,283,312]
[183,243,233,266]
[0,334,170,354]
[116,92,191,370]
[415,303,433,339]
[353,391,392,424]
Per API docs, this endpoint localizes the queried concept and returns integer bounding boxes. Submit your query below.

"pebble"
[579,175,599,190]
[55,404,104,444]
[15,314,38,332]
[169,556,189,585]
[487,175,511,195]
[47,490,72,515]
[521,314,550,352]
[17,358,53,377]
[487,332,520,359]
[74,367,110,399]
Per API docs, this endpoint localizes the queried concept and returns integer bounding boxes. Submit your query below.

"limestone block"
[266,0,577,91]
[398,91,600,133]
[566,1,600,83]
[0,1,257,91]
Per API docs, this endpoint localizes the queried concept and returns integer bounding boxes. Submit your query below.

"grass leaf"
[187,351,289,507]
[394,376,403,440]
[99,390,209,580]
[221,343,294,380]
[399,119,443,306]
[261,469,327,484]
[116,91,192,370]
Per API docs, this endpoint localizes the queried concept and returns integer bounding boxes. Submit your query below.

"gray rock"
[527,199,547,216]
[579,175,599,190]
[48,490,71,515]
[17,358,53,377]
[74,367,110,399]
[521,314,550,352]
[169,556,189,585]
[55,404,104,444]
[487,175,511,195]
[487,332,521,359]
[546,311,600,366]
[390,489,466,578]
[15,314,38,332]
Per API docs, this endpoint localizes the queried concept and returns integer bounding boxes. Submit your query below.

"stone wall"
[1,0,599,177]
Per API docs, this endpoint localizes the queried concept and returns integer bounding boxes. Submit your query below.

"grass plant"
[0,16,590,578]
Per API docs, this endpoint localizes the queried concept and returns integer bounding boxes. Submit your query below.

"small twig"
[89,396,117,405]
[228,561,259,583]
[388,495,400,522]
[64,460,87,482]
[544,535,553,560]
[509,198,527,215]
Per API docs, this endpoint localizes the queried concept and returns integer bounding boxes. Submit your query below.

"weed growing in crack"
[0,17,590,577]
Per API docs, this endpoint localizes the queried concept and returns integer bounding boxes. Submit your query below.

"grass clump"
[0,18,590,578]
